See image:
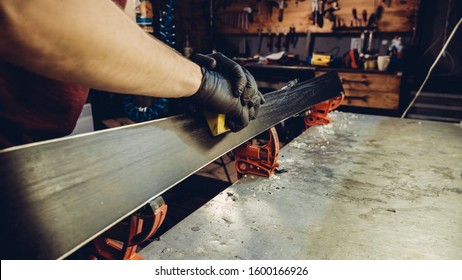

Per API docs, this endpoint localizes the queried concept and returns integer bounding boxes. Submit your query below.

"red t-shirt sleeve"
[112,0,128,9]
[0,61,89,149]
[0,0,129,149]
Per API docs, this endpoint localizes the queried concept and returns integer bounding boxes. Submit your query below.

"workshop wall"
[170,0,459,95]
[172,0,212,53]
[213,0,419,34]
[173,0,420,58]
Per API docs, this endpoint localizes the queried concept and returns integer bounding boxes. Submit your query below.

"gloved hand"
[190,66,250,132]
[192,52,265,120]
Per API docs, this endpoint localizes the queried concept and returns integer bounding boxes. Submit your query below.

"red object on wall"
[112,0,128,9]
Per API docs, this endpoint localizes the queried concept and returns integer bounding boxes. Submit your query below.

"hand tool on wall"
[290,25,298,49]
[283,26,290,52]
[312,0,318,25]
[253,0,261,21]
[367,30,375,52]
[276,27,283,51]
[376,5,384,22]
[360,30,366,53]
[324,0,340,23]
[255,1,262,18]
[362,9,368,24]
[317,0,325,27]
[352,8,358,27]
[268,1,279,21]
[304,28,312,57]
[335,16,341,28]
[267,27,274,52]
[382,0,392,8]
[243,7,253,23]
[277,0,287,22]
[266,2,272,22]
[367,5,383,30]
[367,13,376,29]
[257,27,264,54]
[330,0,340,10]
[238,11,247,32]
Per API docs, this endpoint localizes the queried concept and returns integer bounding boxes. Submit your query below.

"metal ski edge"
[0,70,344,260]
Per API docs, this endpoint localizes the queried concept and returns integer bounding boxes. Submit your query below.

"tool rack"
[213,0,420,34]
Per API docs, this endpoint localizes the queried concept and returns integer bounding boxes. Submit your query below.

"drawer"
[341,90,399,110]
[316,71,401,110]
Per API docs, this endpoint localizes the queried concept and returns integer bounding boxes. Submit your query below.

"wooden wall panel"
[213,0,420,34]
[174,0,211,53]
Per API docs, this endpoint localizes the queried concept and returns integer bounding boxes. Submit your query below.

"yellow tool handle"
[203,112,230,136]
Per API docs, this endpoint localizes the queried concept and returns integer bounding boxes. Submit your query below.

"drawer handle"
[345,95,369,102]
[341,77,370,86]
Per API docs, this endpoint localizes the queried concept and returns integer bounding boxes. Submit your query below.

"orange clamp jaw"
[304,94,345,128]
[234,127,280,178]
[89,198,167,260]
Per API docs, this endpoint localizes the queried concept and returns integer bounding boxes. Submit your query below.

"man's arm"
[0,0,201,98]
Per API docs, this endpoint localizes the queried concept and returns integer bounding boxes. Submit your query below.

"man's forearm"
[0,0,201,98]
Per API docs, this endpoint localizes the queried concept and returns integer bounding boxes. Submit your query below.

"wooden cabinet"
[316,70,402,110]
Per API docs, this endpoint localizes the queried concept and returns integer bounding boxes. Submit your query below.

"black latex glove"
[191,67,250,132]
[192,52,265,120]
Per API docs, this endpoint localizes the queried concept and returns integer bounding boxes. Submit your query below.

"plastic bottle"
[184,34,192,58]
[134,0,154,34]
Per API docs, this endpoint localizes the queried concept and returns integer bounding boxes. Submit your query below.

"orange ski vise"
[234,127,280,178]
[304,94,345,128]
[90,197,167,260]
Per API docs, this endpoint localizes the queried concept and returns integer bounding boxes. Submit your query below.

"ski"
[0,70,344,259]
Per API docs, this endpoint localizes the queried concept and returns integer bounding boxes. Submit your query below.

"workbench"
[246,64,407,115]
[140,112,462,259]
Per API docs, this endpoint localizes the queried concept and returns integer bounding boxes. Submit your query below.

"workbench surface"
[141,112,462,259]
